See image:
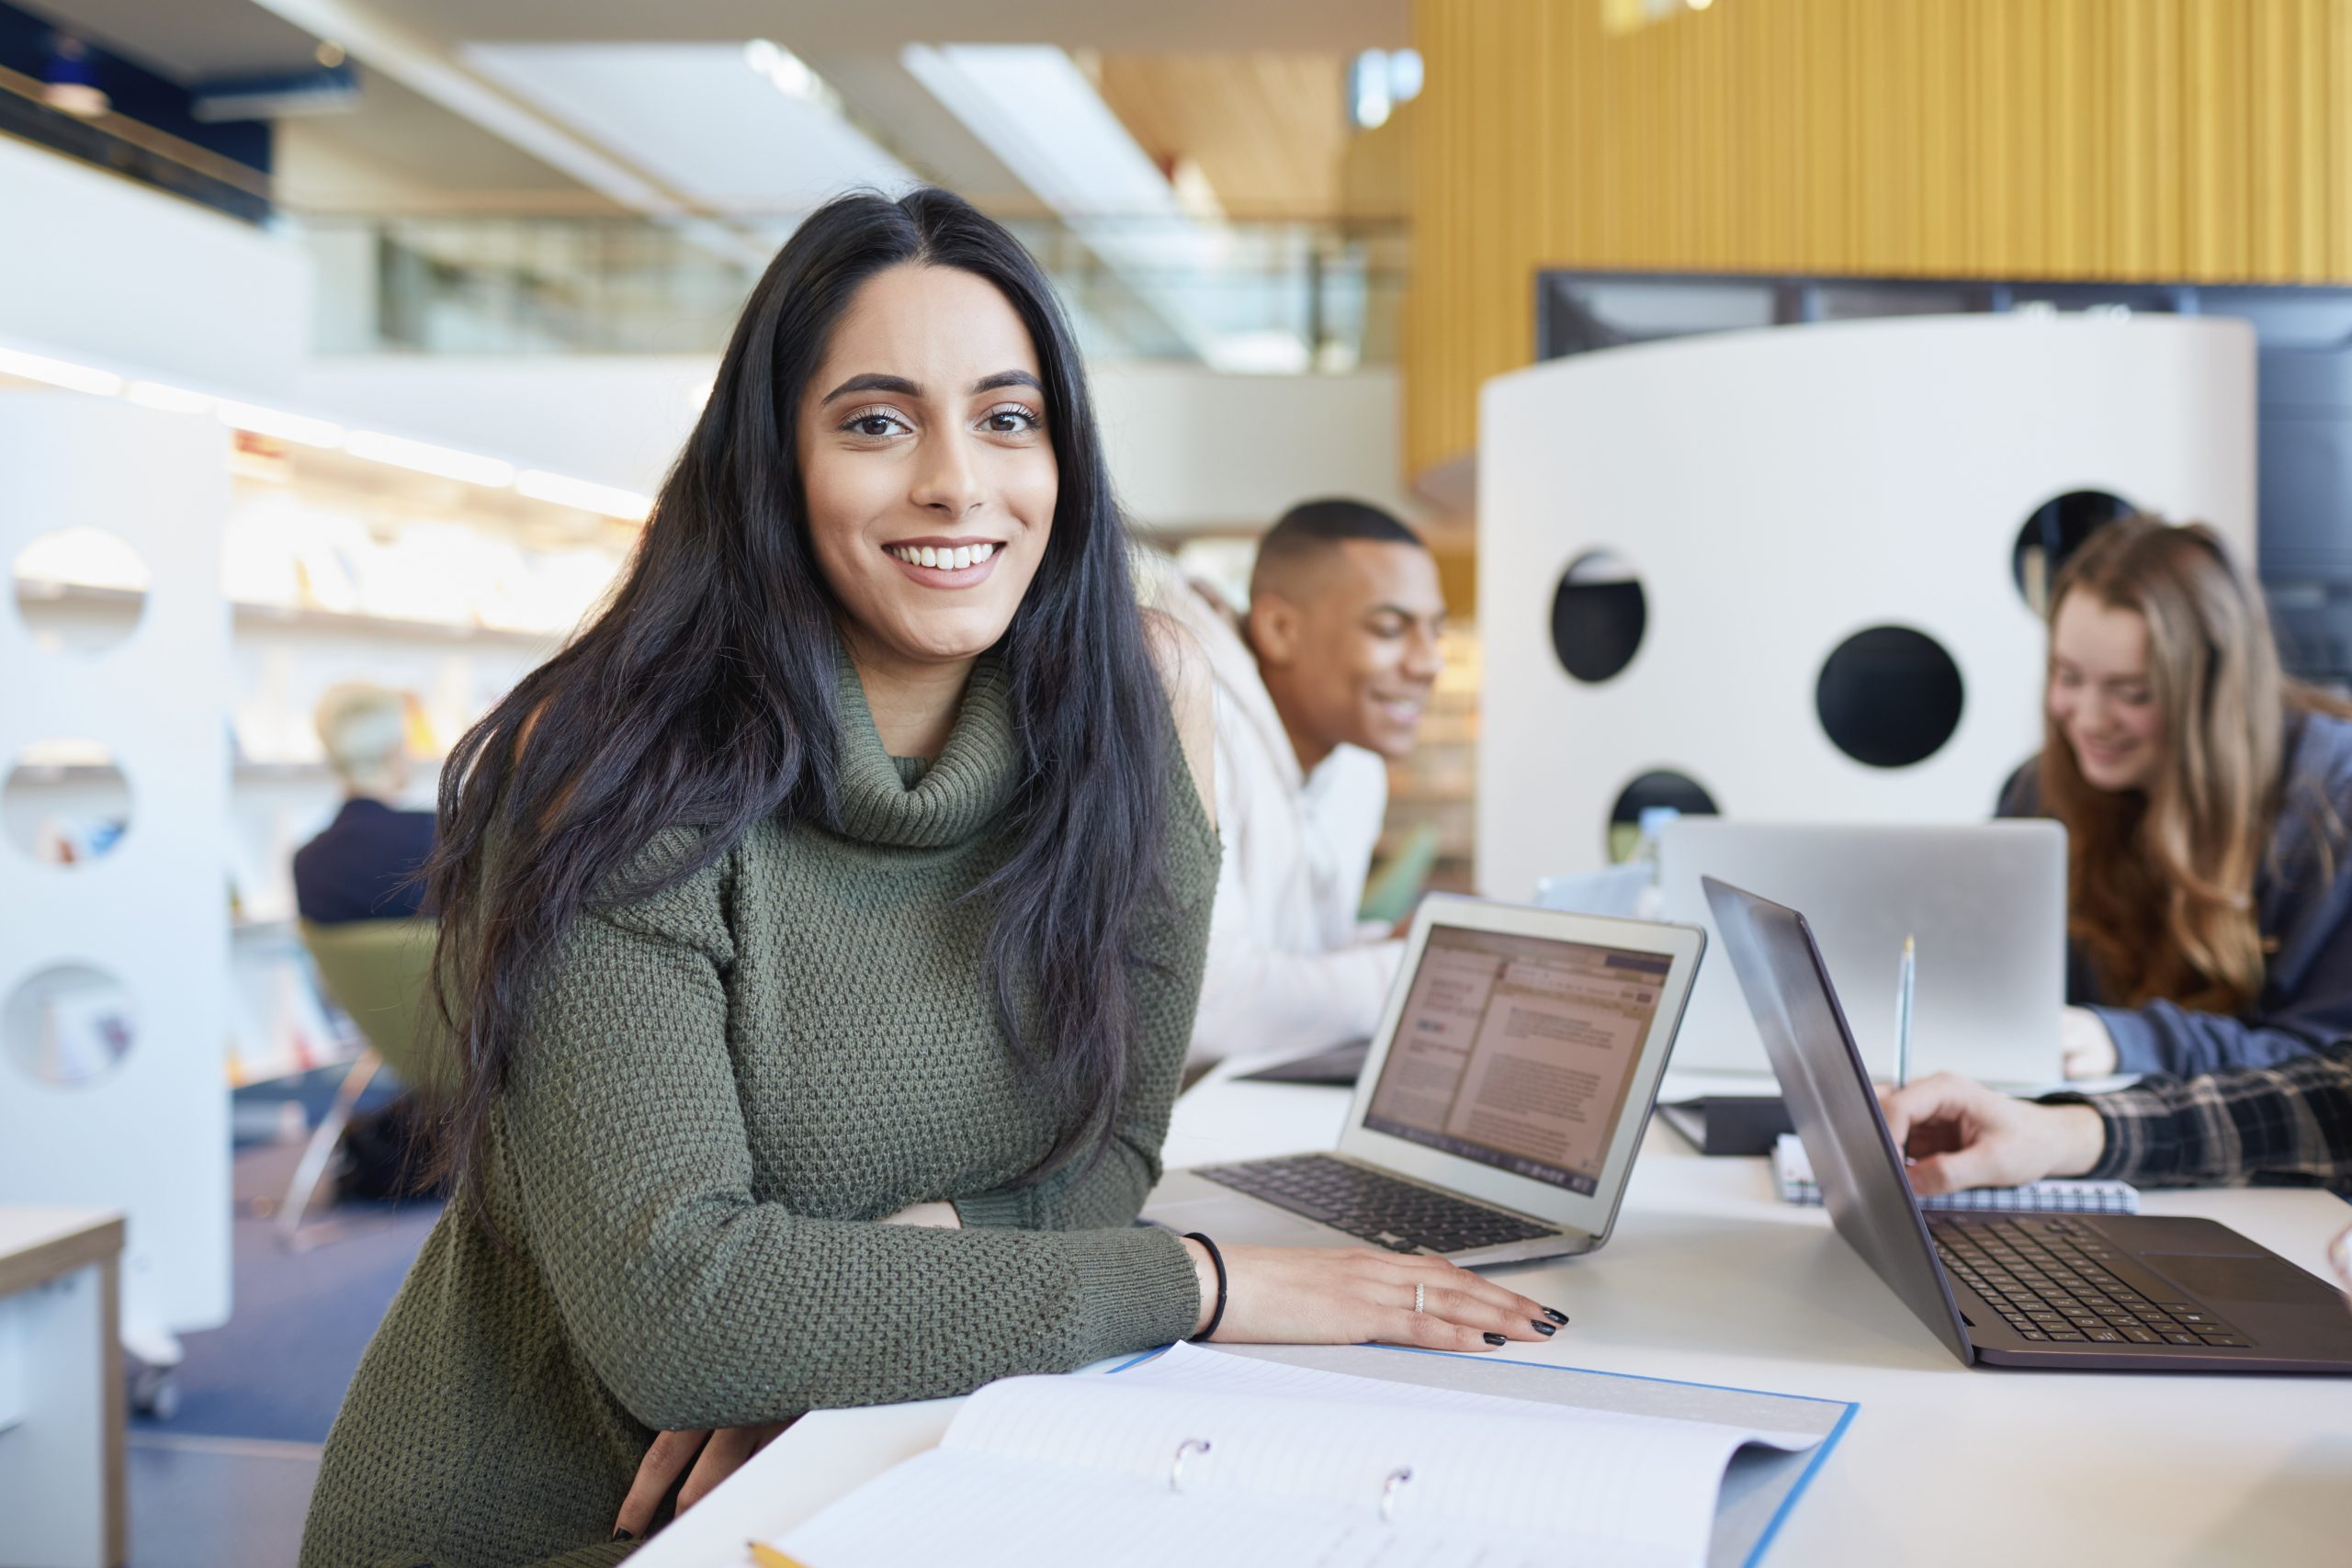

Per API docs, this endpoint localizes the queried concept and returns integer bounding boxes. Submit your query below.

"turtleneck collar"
[830,642,1021,850]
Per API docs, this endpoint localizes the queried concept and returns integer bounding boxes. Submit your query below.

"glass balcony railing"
[297,213,1405,372]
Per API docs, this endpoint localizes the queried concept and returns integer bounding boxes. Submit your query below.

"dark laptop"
[1703,876,2352,1373]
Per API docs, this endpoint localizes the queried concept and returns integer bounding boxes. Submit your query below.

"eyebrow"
[820,370,1043,405]
[1367,604,1446,622]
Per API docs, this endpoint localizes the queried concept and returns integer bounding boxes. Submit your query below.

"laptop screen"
[1359,925,1672,1195]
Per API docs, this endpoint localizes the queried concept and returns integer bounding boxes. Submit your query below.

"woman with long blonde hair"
[2000,515,2352,1078]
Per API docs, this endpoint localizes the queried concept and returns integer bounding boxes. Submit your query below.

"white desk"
[0,1207,125,1568]
[635,1063,2352,1568]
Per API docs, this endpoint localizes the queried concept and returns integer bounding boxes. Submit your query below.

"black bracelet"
[1183,1232,1229,1342]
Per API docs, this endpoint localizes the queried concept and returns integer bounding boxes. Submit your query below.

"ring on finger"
[1413,1281,1425,1314]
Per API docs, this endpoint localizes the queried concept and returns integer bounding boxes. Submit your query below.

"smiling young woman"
[1999,517,2352,1080]
[295,189,1556,1568]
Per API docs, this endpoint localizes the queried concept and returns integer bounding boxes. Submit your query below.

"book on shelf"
[771,1340,1852,1568]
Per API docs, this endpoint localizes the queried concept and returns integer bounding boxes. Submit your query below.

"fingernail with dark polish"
[1482,1331,1507,1346]
[1531,1319,1556,1336]
[612,1529,636,1542]
[1543,1306,1569,1325]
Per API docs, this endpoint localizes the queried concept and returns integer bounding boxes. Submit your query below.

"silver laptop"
[1657,820,2064,1087]
[1143,894,1705,1266]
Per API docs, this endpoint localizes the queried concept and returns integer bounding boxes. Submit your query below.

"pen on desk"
[1894,932,1916,1089]
[749,1542,810,1568]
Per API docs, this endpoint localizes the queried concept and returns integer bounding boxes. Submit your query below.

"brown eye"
[978,402,1041,434]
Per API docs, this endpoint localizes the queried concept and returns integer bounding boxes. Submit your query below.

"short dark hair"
[1250,498,1424,599]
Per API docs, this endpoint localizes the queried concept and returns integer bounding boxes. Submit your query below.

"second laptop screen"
[1362,926,1670,1194]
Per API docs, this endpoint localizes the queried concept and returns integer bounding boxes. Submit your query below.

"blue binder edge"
[1105,1341,1858,1568]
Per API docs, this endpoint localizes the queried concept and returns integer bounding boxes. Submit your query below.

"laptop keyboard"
[1930,1215,2252,1349]
[1195,1154,1562,1254]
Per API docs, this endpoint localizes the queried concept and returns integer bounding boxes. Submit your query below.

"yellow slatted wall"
[1406,0,2352,480]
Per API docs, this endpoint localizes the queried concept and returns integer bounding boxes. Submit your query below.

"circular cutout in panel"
[5,739,132,865]
[1551,550,1646,683]
[13,527,152,656]
[2011,491,2135,615]
[1815,626,1965,769]
[4,963,137,1088]
[1606,770,1720,863]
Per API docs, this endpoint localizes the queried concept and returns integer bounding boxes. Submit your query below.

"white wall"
[1476,313,2257,896]
[0,397,232,1341]
[0,134,309,397]
[1092,363,1420,531]
[297,355,714,498]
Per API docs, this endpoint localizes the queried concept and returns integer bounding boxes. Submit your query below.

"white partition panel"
[1476,314,2256,897]
[0,396,231,1340]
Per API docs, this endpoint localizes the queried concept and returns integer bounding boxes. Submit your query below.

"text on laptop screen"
[1362,927,1671,1194]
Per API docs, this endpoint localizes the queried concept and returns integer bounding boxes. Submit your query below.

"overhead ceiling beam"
[240,0,684,216]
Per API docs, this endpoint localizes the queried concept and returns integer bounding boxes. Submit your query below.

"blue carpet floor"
[136,1115,439,1445]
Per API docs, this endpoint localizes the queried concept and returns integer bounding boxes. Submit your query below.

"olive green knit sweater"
[298,654,1216,1568]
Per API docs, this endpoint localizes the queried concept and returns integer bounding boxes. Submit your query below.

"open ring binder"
[1168,1437,1211,1493]
[1377,1466,1414,1524]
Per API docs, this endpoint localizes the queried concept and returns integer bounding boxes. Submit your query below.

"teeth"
[890,542,998,568]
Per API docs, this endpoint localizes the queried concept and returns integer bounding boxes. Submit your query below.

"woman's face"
[2049,592,2165,792]
[796,263,1057,670]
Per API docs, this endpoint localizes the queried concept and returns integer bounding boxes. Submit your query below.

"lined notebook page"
[780,1449,1566,1568]
[777,1344,1822,1568]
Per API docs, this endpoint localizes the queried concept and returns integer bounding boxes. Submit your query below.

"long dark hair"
[422,187,1174,1218]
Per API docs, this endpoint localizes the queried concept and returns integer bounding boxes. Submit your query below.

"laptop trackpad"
[2145,1253,2328,1306]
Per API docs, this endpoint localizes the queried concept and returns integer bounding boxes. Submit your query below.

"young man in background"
[1153,498,1449,1066]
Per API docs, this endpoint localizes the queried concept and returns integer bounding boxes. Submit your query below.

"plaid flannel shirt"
[2048,1040,2352,1191]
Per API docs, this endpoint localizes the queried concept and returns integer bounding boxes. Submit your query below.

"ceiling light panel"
[462,43,912,216]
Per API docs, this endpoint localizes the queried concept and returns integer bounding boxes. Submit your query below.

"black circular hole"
[1815,626,1966,769]
[1606,770,1720,863]
[1551,550,1645,683]
[2012,490,2135,613]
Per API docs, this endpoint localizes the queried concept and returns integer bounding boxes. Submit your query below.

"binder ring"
[1379,1466,1414,1524]
[1169,1437,1212,1493]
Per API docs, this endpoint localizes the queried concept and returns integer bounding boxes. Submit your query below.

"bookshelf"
[11,422,632,1087]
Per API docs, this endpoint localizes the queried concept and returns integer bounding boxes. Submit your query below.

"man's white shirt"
[1144,557,1405,1063]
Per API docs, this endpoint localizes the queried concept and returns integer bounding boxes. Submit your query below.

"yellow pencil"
[747,1542,809,1568]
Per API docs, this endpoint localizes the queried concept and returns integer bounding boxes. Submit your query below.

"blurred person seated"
[293,682,436,924]
[1149,499,1448,1064]
[1997,517,2352,1079]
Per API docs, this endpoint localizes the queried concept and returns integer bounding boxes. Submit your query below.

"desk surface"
[635,1065,2352,1568]
[0,1206,123,1300]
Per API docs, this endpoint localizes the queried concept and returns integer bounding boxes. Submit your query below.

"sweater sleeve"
[1186,739,1402,1061]
[2049,1041,2352,1188]
[498,854,1202,1433]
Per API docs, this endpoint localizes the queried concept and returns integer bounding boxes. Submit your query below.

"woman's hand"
[2060,1007,2121,1078]
[612,1422,790,1540]
[616,1198,957,1540]
[1877,1072,2109,1195]
[1179,1238,1566,1352]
